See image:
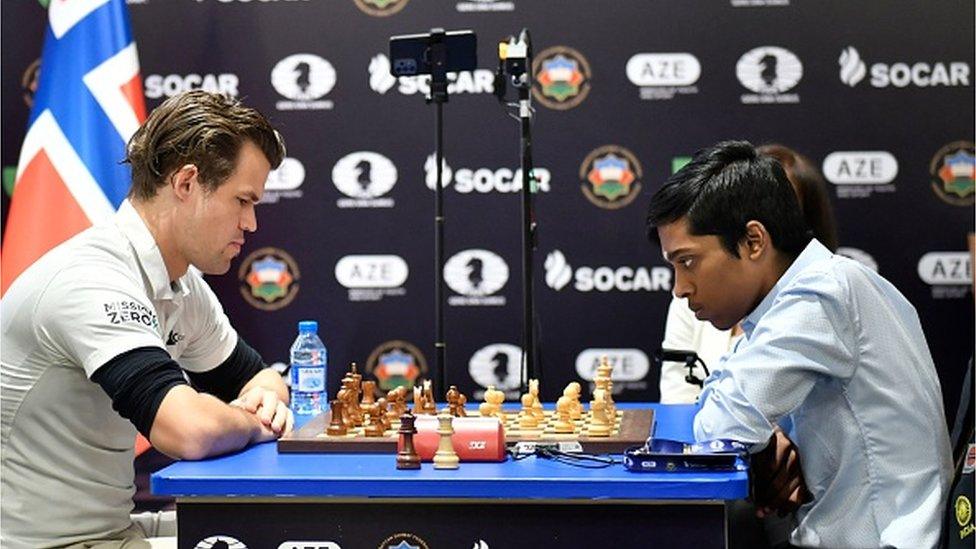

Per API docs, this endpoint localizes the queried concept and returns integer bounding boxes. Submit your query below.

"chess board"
[278,408,655,455]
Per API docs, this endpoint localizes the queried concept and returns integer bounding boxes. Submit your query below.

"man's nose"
[672,271,692,299]
[241,205,257,232]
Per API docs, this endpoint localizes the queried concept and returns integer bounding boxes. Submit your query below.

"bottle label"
[293,366,325,393]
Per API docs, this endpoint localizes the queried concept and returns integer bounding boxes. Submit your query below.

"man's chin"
[194,261,231,276]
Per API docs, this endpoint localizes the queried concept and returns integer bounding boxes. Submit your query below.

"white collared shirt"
[1,200,237,549]
[694,239,952,548]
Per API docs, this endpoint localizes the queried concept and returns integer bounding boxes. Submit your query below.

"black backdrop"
[2,0,974,417]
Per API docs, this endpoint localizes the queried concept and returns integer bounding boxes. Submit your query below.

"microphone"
[654,348,711,388]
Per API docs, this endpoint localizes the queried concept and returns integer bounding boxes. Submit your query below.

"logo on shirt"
[956,496,972,528]
[102,301,158,330]
[531,46,591,110]
[194,535,247,549]
[365,340,428,395]
[354,0,409,17]
[238,247,300,311]
[580,145,644,209]
[165,329,185,346]
[929,141,975,206]
[736,46,802,104]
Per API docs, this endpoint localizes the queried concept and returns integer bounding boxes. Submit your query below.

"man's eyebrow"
[242,191,260,203]
[663,247,692,262]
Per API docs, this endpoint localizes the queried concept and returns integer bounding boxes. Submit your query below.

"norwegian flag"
[1,0,146,294]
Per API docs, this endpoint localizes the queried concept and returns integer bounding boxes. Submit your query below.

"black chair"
[942,357,974,549]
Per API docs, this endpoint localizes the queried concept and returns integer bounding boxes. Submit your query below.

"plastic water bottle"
[290,320,327,415]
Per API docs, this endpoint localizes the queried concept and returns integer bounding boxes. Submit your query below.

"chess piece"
[587,389,611,437]
[376,397,391,432]
[396,413,421,470]
[566,382,583,420]
[387,387,406,422]
[529,379,545,420]
[326,400,347,436]
[422,380,437,415]
[456,393,468,417]
[519,392,540,430]
[479,386,504,418]
[554,395,575,433]
[362,380,377,407]
[364,404,384,437]
[446,385,461,416]
[337,380,356,428]
[432,414,460,470]
[413,384,425,415]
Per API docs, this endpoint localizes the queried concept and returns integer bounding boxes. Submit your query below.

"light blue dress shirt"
[694,239,953,548]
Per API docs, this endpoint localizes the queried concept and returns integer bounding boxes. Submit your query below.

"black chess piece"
[396,412,421,470]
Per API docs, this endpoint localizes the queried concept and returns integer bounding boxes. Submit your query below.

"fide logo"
[271,53,336,110]
[238,247,300,311]
[332,151,397,208]
[262,157,305,204]
[365,340,428,396]
[929,141,975,206]
[354,0,409,17]
[443,249,509,306]
[579,145,644,209]
[531,46,592,110]
[194,535,247,549]
[736,46,802,104]
[469,343,524,399]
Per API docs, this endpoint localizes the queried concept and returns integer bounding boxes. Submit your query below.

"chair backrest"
[941,357,974,549]
[949,357,974,471]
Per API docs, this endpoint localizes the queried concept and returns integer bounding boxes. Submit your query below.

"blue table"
[153,404,747,549]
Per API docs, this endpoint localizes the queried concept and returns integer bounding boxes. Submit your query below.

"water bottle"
[290,320,327,415]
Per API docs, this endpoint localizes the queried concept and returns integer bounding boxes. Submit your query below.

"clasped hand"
[230,387,294,439]
[752,426,813,518]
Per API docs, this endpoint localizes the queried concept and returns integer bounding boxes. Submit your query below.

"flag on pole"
[1,0,146,295]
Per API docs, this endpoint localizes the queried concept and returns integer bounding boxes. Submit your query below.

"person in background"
[2,91,290,549]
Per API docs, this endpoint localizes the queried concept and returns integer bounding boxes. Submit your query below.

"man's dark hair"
[646,140,810,258]
[124,90,285,201]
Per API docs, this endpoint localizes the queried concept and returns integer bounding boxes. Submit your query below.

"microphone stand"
[427,28,449,398]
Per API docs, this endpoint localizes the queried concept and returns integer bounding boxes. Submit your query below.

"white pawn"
[433,414,460,469]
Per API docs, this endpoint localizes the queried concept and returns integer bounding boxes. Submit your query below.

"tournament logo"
[354,0,409,17]
[545,249,671,292]
[531,46,591,110]
[576,349,650,392]
[929,141,975,206]
[579,145,643,209]
[444,249,509,306]
[822,151,898,199]
[334,254,408,302]
[194,536,247,549]
[144,73,240,99]
[839,46,971,88]
[370,53,495,96]
[736,46,802,104]
[456,0,514,12]
[469,343,524,399]
[238,247,300,311]
[271,53,336,110]
[917,251,972,300]
[332,151,397,208]
[365,340,428,395]
[424,154,551,194]
[626,53,700,101]
[957,496,973,527]
[262,157,305,204]
[836,247,879,272]
[21,58,40,108]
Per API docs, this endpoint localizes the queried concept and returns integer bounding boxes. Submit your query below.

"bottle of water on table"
[290,320,327,415]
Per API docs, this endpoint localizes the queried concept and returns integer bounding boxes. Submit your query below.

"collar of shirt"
[114,199,190,301]
[740,238,832,338]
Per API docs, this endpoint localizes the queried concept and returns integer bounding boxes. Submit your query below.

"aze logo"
[579,145,643,209]
[929,141,975,206]
[238,247,300,311]
[531,46,591,110]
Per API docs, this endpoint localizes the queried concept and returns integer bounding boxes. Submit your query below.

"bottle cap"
[298,320,318,333]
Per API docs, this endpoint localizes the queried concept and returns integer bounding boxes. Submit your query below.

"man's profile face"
[182,140,270,275]
[657,217,764,330]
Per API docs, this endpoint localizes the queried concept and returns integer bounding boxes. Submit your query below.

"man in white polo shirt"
[1,91,291,548]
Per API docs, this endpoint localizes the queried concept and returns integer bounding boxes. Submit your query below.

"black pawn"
[396,412,421,470]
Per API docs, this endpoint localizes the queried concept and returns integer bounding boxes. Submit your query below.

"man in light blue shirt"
[646,140,953,548]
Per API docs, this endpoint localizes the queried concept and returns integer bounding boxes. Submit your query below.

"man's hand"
[752,427,812,518]
[230,386,294,438]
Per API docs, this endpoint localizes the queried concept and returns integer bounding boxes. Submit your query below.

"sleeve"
[177,270,239,373]
[185,336,265,402]
[693,271,858,449]
[34,265,166,378]
[659,296,703,404]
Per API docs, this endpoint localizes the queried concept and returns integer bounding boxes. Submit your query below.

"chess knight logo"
[332,151,397,208]
[468,343,524,398]
[579,145,644,209]
[736,46,802,104]
[238,247,300,311]
[193,535,247,549]
[271,53,336,110]
[531,46,591,110]
[366,340,428,394]
[443,249,509,306]
[929,141,975,206]
[354,0,409,17]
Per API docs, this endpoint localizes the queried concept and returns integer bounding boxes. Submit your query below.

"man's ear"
[742,220,769,261]
[170,164,199,202]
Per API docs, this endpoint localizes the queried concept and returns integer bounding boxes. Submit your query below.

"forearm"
[151,385,267,460]
[238,367,289,404]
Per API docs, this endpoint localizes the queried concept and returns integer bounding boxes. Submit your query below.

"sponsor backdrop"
[2,1,974,416]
